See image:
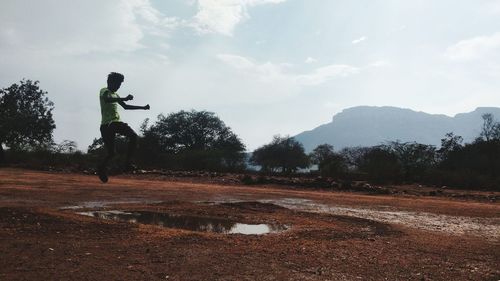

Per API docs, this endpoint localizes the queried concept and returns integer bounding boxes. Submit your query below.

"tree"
[87,138,105,154]
[141,110,246,170]
[386,141,436,182]
[359,147,403,183]
[310,144,335,167]
[480,113,500,141]
[339,146,372,171]
[310,144,347,177]
[53,140,78,154]
[437,132,463,160]
[0,80,55,162]
[437,140,500,188]
[434,118,500,189]
[250,136,309,174]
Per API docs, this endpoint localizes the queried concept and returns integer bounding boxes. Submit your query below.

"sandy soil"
[0,168,499,280]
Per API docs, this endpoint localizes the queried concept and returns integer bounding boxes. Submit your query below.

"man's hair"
[107,72,124,83]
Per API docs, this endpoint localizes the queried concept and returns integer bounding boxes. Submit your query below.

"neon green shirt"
[99,87,121,125]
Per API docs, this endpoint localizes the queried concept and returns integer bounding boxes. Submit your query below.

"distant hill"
[294,106,500,152]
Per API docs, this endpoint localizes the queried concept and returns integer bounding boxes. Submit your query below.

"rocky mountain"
[294,106,500,152]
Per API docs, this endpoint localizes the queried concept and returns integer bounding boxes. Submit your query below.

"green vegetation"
[138,110,246,171]
[1,79,499,190]
[310,114,500,189]
[0,80,55,162]
[250,136,309,174]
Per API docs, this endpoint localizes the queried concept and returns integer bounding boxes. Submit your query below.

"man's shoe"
[97,167,108,183]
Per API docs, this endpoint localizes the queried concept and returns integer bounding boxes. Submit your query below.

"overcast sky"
[1,0,500,151]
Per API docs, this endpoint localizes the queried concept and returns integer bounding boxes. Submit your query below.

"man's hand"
[125,94,134,101]
[144,104,150,110]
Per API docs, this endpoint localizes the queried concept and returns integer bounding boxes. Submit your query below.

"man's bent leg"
[98,124,116,182]
[100,124,116,167]
[114,122,138,170]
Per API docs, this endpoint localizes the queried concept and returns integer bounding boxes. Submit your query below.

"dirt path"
[0,168,499,280]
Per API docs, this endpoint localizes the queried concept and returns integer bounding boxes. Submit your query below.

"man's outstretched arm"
[103,92,149,110]
[118,100,150,110]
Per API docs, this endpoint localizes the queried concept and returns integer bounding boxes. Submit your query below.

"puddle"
[59,199,162,210]
[77,210,287,235]
[203,197,499,240]
[257,198,500,240]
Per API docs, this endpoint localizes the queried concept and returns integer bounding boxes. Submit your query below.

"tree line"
[1,79,499,190]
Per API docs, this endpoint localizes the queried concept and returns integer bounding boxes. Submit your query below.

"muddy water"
[65,197,499,239]
[256,198,500,240]
[59,199,162,210]
[207,197,499,240]
[77,210,287,235]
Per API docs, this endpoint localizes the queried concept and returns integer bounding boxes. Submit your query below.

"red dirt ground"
[0,168,499,280]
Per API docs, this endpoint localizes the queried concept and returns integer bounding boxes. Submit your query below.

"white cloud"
[129,0,180,36]
[217,54,257,69]
[483,1,500,15]
[0,0,178,55]
[389,25,406,34]
[217,53,360,86]
[352,36,367,44]
[216,54,291,83]
[445,32,500,61]
[191,0,287,36]
[0,0,181,150]
[305,57,318,64]
[296,65,359,85]
[367,60,391,68]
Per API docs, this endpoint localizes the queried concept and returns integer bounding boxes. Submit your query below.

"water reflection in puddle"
[60,200,162,210]
[77,210,287,235]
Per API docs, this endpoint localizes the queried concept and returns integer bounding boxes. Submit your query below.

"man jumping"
[97,72,150,183]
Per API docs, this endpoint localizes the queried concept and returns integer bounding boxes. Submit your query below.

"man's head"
[107,72,124,92]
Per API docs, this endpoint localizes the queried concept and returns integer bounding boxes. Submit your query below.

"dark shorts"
[100,122,137,155]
